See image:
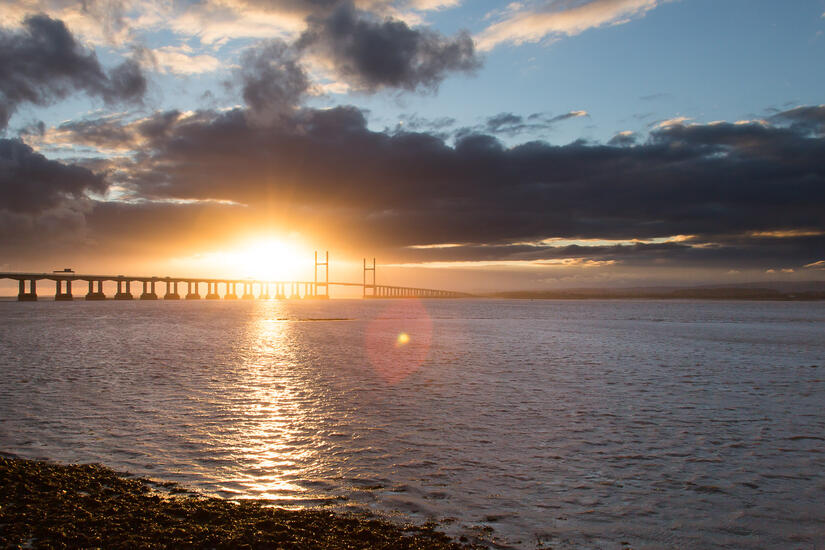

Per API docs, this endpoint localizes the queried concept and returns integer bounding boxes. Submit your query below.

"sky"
[1,0,825,292]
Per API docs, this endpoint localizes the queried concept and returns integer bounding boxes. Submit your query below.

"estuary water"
[0,299,823,548]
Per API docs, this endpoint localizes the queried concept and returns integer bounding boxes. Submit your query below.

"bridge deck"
[0,272,472,299]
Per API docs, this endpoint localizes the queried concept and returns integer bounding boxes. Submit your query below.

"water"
[0,299,823,548]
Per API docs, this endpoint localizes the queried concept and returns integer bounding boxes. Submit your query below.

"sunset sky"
[1,0,825,291]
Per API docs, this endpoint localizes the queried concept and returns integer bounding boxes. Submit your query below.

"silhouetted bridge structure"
[0,253,472,301]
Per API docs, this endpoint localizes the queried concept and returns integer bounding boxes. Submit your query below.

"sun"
[168,236,311,281]
[231,238,306,280]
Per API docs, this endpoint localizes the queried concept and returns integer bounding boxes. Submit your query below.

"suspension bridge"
[0,253,472,301]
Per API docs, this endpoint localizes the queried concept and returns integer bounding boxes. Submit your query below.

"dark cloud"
[607,131,636,146]
[479,110,588,137]
[770,105,825,135]
[54,116,137,149]
[298,2,480,92]
[238,40,309,121]
[393,113,456,134]
[13,104,825,271]
[0,138,106,214]
[0,14,146,130]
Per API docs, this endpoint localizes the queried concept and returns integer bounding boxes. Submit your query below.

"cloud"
[0,14,146,130]
[0,138,106,214]
[0,0,134,45]
[406,0,461,10]
[237,39,310,121]
[44,104,809,266]
[146,45,222,75]
[770,104,825,135]
[655,116,690,128]
[394,113,456,134]
[10,101,825,272]
[297,2,480,92]
[608,130,636,146]
[477,0,666,51]
[456,110,588,138]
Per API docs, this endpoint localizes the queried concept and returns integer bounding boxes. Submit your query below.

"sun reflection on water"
[226,302,320,502]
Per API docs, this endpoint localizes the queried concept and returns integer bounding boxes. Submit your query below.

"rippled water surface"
[1,299,823,548]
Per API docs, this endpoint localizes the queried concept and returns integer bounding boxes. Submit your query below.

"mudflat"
[0,456,479,549]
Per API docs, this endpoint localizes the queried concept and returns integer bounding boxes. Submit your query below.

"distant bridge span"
[0,253,472,301]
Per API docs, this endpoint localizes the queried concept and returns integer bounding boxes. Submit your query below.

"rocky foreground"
[0,456,481,549]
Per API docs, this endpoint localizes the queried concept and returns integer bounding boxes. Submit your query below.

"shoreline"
[0,455,482,549]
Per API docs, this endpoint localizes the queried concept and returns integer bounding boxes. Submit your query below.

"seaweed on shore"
[0,456,481,549]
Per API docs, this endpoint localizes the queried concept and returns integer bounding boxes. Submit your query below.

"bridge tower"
[315,251,329,299]
[363,258,376,298]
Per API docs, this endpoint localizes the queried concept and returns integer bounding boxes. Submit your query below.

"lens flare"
[365,300,432,384]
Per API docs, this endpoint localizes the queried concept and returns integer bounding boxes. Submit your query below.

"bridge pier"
[242,282,254,299]
[205,282,220,299]
[140,280,158,300]
[225,282,237,299]
[54,279,73,301]
[85,280,106,300]
[258,283,269,300]
[17,279,37,301]
[186,281,200,300]
[164,281,180,300]
[114,280,133,300]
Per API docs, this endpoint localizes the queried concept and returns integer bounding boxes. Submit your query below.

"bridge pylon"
[363,258,376,298]
[314,251,329,299]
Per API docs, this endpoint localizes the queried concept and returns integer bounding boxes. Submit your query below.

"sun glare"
[170,238,308,281]
[230,239,306,280]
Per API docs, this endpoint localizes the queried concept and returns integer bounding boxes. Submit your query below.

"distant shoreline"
[0,455,480,549]
[485,289,825,301]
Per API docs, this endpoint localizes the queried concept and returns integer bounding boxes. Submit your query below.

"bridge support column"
[115,280,133,300]
[164,281,180,300]
[225,282,237,299]
[54,279,73,301]
[140,280,158,300]
[206,282,220,299]
[186,281,200,300]
[258,283,269,300]
[86,280,106,300]
[17,279,37,301]
[242,282,254,299]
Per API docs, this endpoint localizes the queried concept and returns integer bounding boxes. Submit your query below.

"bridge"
[0,253,472,301]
